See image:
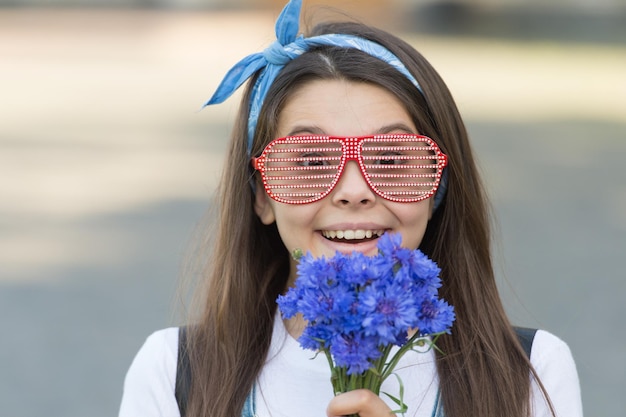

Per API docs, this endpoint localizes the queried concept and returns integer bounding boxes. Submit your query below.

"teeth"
[322,229,385,240]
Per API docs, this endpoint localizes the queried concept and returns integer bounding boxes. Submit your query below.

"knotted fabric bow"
[204,0,423,153]
[204,0,448,209]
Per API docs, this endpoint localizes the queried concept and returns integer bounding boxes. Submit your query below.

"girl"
[119,1,582,416]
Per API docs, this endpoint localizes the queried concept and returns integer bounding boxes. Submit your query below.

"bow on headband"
[204,0,423,153]
[204,0,447,209]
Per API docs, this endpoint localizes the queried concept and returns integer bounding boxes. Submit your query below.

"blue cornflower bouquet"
[277,233,455,414]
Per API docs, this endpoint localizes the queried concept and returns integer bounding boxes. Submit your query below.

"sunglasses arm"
[251,156,263,171]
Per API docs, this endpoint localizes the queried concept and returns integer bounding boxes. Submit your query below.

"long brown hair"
[185,20,553,417]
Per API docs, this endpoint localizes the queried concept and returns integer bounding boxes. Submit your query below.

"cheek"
[271,204,319,235]
[395,203,432,248]
[398,202,431,223]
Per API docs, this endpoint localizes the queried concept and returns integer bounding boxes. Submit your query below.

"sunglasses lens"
[260,137,343,203]
[361,136,444,202]
[256,135,446,204]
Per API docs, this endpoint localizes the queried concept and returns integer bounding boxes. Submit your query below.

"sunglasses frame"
[251,134,448,204]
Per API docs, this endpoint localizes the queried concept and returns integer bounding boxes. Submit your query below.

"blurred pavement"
[1,8,625,417]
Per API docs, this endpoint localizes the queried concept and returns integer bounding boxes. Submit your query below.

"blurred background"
[1,0,624,416]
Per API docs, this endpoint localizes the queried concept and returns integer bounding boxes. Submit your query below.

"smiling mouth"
[321,229,385,242]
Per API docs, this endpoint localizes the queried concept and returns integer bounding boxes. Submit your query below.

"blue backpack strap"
[431,389,442,417]
[241,384,257,417]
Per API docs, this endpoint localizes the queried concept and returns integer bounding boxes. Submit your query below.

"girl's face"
[254,79,433,285]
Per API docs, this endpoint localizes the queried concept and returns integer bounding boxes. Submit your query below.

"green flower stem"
[324,332,447,417]
[381,332,441,382]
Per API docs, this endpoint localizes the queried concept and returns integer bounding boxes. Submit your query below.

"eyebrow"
[285,123,416,137]
[285,126,326,136]
[374,123,417,135]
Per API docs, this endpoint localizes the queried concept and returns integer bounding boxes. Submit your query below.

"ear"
[254,182,276,225]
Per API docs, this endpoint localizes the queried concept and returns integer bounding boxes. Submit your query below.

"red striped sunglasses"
[251,134,448,204]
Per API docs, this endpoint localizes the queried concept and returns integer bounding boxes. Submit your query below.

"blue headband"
[204,0,447,209]
[204,0,423,153]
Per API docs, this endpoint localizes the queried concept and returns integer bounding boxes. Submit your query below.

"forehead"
[276,79,416,138]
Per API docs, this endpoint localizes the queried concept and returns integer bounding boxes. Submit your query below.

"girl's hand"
[326,389,394,417]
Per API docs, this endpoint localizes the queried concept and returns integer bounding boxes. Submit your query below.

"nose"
[330,161,377,207]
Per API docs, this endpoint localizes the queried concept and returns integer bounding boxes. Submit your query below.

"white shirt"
[119,318,583,417]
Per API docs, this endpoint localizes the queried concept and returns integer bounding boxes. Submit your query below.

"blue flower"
[277,232,455,383]
[416,297,456,336]
[300,324,334,350]
[276,289,299,319]
[376,233,414,269]
[296,253,339,289]
[409,250,441,281]
[376,232,403,257]
[359,282,418,345]
[329,332,381,375]
[336,251,376,286]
